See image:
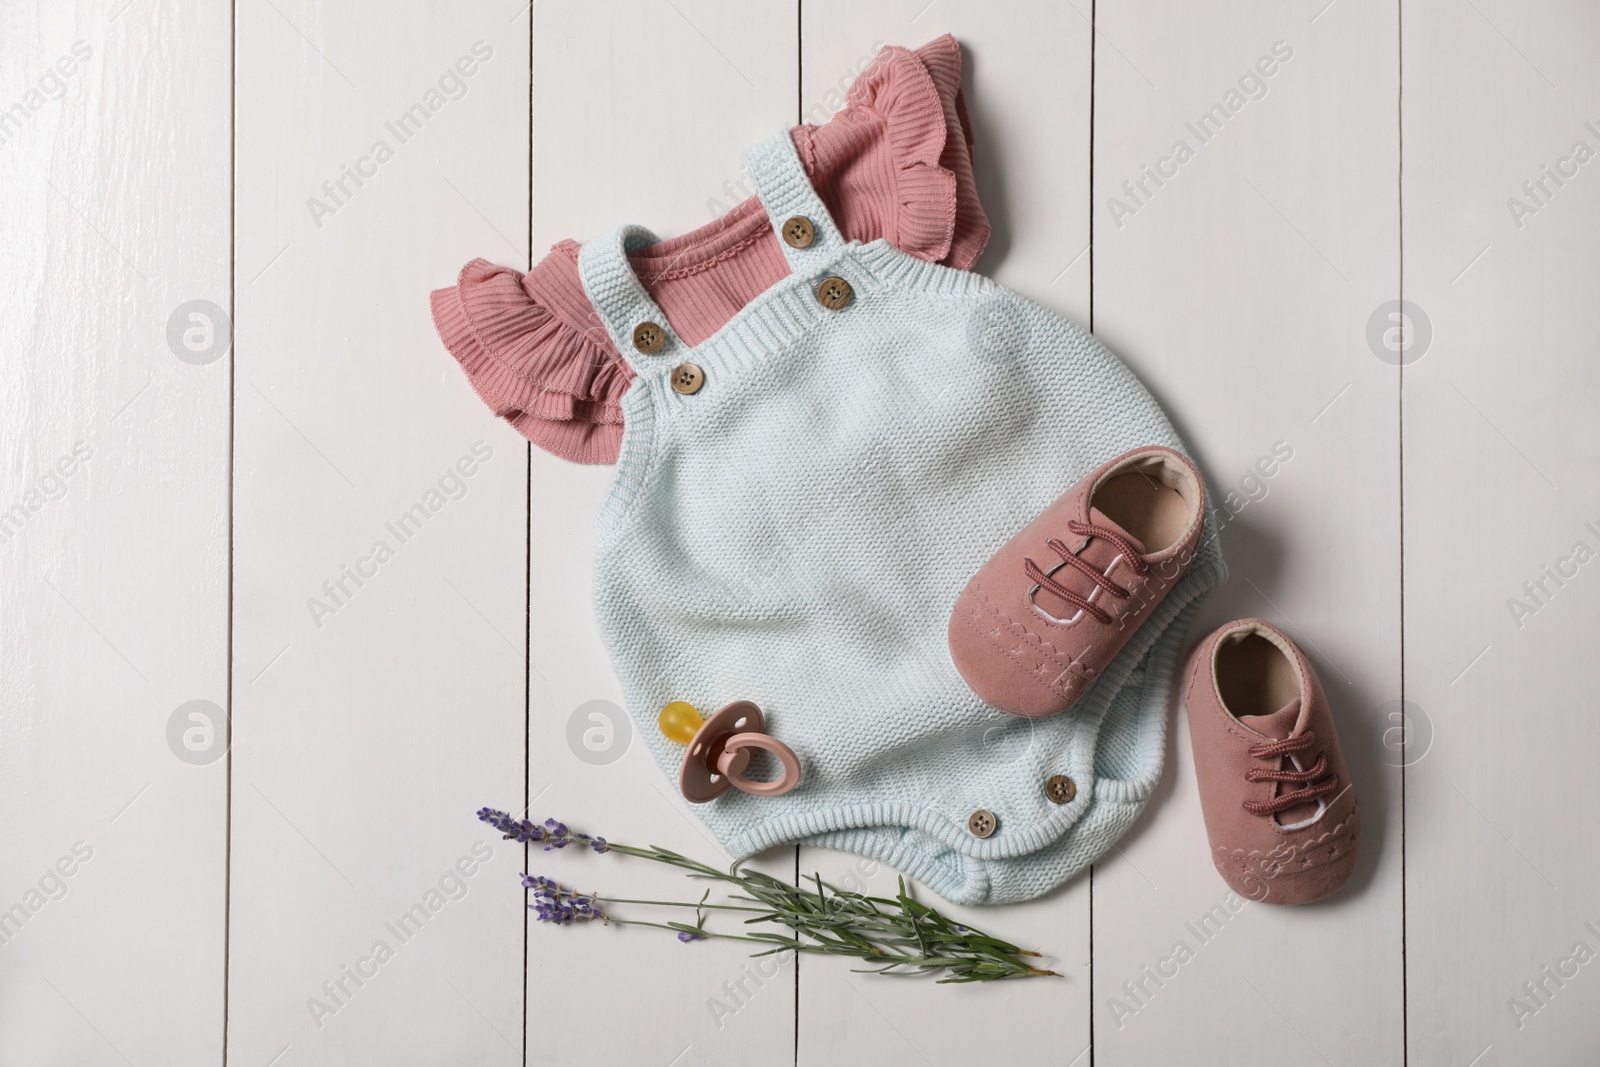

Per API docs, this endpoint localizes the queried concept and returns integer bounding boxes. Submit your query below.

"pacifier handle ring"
[717,733,801,797]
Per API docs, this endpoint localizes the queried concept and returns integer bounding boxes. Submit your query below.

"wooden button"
[670,363,705,395]
[781,215,816,249]
[968,809,997,838]
[633,321,666,355]
[816,276,852,310]
[1046,774,1077,805]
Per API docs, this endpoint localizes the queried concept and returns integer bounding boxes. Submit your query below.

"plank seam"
[1397,0,1409,1064]
[1088,1,1098,1062]
[223,0,238,1062]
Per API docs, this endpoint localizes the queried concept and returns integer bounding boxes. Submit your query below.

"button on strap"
[782,215,816,249]
[743,130,841,275]
[633,321,666,354]
[576,224,678,371]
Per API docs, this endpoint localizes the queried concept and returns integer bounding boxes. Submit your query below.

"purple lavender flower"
[520,873,605,924]
[677,931,704,943]
[477,808,545,844]
[479,809,611,852]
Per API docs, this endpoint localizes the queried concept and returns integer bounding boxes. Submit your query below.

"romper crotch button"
[670,363,705,395]
[633,321,666,355]
[1046,775,1077,804]
[781,215,816,249]
[816,276,852,310]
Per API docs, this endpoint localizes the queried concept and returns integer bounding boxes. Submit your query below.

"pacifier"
[658,699,801,804]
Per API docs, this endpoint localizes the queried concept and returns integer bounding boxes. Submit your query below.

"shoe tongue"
[1087,507,1147,557]
[1238,698,1302,740]
[1031,507,1148,620]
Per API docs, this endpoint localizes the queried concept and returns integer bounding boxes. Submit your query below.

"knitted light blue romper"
[580,131,1225,906]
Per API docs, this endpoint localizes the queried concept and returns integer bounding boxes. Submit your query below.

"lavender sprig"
[519,874,605,924]
[479,807,1057,983]
[477,809,606,853]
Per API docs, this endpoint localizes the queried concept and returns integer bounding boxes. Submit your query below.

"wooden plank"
[230,3,529,1062]
[1090,1,1403,1063]
[0,4,231,1063]
[525,2,800,1064]
[795,6,1095,1064]
[1403,1,1600,1062]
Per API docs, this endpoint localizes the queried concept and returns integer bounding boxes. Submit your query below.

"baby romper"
[578,144,1225,904]
[436,40,1224,906]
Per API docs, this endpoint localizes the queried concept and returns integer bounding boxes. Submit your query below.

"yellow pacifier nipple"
[658,700,703,744]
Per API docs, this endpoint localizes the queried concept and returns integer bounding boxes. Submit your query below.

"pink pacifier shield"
[679,700,801,804]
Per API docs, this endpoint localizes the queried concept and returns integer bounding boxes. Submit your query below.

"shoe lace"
[1241,731,1339,816]
[1023,519,1150,624]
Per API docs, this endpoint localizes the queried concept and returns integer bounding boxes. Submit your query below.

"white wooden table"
[5,1,1597,1063]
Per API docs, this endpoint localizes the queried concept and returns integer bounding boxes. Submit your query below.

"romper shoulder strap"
[577,130,845,374]
[742,130,845,276]
[577,224,684,375]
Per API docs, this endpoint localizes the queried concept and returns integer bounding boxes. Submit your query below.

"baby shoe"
[948,446,1207,718]
[1183,619,1360,905]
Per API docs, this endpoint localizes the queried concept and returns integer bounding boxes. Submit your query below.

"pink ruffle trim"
[430,252,632,465]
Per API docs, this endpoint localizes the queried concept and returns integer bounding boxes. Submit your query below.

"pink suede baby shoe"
[948,446,1207,718]
[1183,619,1360,905]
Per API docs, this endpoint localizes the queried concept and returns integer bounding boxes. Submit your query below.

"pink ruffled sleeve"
[429,243,634,465]
[430,35,989,465]
[793,35,990,270]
